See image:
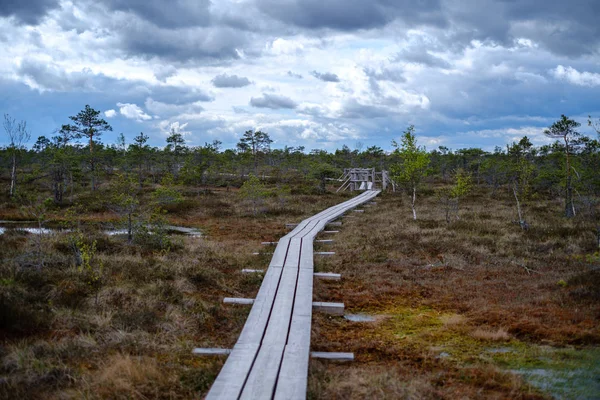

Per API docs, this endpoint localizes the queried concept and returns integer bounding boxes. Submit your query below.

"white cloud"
[116,102,152,121]
[459,126,552,147]
[144,98,204,117]
[267,38,305,55]
[551,65,600,87]
[159,120,192,136]
[104,109,116,118]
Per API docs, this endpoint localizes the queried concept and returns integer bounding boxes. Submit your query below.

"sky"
[0,0,599,153]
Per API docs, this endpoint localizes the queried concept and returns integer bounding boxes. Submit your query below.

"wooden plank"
[315,239,334,243]
[236,266,283,345]
[205,343,259,399]
[274,315,312,400]
[239,343,285,399]
[261,241,278,245]
[299,240,313,270]
[315,251,335,256]
[322,230,339,234]
[314,272,341,281]
[240,245,301,398]
[270,238,291,267]
[223,297,254,305]
[193,348,231,356]
[312,301,345,315]
[353,209,365,213]
[240,238,302,398]
[293,268,314,317]
[241,269,264,273]
[311,352,354,362]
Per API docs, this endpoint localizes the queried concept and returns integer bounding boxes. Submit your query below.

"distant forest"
[1,106,600,226]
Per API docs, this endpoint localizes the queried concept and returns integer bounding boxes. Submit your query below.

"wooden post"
[311,352,354,361]
[312,301,344,315]
[314,272,341,280]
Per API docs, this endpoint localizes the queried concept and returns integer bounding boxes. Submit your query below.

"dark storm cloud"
[250,93,297,109]
[442,0,600,57]
[287,71,303,79]
[17,59,102,91]
[256,0,445,31]
[252,0,599,58]
[0,0,59,25]
[103,0,211,28]
[311,71,340,82]
[503,0,600,54]
[339,99,391,119]
[118,20,245,62]
[393,48,451,69]
[211,73,252,88]
[17,59,213,112]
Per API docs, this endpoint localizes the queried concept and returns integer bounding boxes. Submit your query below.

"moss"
[356,304,599,399]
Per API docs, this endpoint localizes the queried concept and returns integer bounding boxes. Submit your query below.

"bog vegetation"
[0,106,599,399]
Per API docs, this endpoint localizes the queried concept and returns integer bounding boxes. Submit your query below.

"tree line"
[1,106,599,228]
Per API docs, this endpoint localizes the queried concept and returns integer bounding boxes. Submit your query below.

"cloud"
[311,71,340,82]
[144,98,204,117]
[551,65,600,87]
[0,0,60,25]
[250,93,297,109]
[394,48,451,69]
[363,67,406,83]
[211,73,252,88]
[104,109,116,118]
[2,0,600,153]
[16,59,98,92]
[102,0,212,29]
[114,16,248,62]
[339,99,392,119]
[267,38,305,55]
[153,65,177,82]
[143,86,214,104]
[255,119,360,142]
[256,0,445,31]
[159,120,191,136]
[117,102,152,121]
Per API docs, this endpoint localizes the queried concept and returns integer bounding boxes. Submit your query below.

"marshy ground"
[0,184,598,399]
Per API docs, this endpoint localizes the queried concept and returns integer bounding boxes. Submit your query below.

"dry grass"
[440,314,468,328]
[1,182,598,398]
[308,186,598,398]
[83,354,168,398]
[471,327,512,342]
[0,184,348,398]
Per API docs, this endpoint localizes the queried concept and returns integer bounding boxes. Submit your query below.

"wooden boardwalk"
[206,190,380,399]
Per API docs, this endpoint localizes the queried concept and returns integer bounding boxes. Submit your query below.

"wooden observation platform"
[336,168,392,192]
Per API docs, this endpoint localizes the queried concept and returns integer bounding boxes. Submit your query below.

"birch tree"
[507,137,535,229]
[390,125,430,220]
[3,114,30,197]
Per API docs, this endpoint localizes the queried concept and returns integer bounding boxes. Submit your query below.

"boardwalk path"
[206,190,381,399]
